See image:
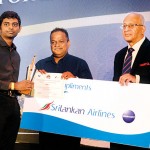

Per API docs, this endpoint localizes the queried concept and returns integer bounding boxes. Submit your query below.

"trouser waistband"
[0,90,17,97]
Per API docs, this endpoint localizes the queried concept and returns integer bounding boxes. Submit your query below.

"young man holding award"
[0,11,34,150]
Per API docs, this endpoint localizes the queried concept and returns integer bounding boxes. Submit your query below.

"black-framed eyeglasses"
[120,24,143,30]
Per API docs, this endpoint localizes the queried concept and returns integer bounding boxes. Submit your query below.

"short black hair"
[0,11,21,26]
[50,27,69,41]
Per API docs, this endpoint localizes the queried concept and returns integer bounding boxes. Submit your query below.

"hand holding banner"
[21,77,150,148]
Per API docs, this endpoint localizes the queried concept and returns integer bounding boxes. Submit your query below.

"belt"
[0,90,17,97]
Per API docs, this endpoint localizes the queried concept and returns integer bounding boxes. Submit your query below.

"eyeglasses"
[120,24,143,30]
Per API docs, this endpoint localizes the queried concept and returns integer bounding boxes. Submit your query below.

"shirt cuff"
[135,75,140,83]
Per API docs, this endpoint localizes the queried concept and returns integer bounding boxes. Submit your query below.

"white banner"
[21,75,150,148]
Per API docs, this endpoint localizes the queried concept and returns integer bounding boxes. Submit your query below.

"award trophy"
[26,55,36,81]
[25,55,36,96]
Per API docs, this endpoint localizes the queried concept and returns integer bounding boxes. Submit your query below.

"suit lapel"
[131,38,150,73]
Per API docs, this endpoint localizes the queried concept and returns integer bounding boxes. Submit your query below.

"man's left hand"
[61,71,76,79]
[119,73,136,86]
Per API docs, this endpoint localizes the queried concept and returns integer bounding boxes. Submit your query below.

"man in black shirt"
[0,11,34,150]
[36,27,93,150]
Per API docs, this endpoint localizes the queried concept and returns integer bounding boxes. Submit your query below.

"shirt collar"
[128,36,146,51]
[0,36,16,50]
[50,53,69,60]
[48,53,69,62]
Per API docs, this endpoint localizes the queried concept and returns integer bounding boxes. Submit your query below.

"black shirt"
[0,36,20,90]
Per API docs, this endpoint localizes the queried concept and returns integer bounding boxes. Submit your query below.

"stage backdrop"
[1,0,150,81]
[1,0,150,148]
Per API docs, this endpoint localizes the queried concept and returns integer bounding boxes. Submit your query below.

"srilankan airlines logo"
[39,101,115,120]
[40,101,54,110]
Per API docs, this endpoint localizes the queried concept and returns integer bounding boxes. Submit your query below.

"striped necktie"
[122,48,134,75]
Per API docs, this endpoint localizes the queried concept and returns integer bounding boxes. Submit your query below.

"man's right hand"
[18,89,32,95]
[13,80,34,95]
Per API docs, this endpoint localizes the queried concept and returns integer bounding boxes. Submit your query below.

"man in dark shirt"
[36,27,93,150]
[0,11,33,150]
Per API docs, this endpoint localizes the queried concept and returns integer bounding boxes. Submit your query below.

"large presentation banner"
[21,73,150,148]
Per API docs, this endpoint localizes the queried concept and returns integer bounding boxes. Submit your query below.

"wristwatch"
[10,82,15,90]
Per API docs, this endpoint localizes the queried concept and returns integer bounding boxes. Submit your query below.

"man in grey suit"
[111,12,150,150]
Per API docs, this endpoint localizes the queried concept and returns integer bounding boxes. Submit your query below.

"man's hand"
[19,89,32,95]
[14,80,34,95]
[119,73,136,86]
[61,71,76,79]
[38,69,47,74]
[37,70,76,80]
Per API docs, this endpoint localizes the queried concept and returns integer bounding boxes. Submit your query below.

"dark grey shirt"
[0,36,20,90]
